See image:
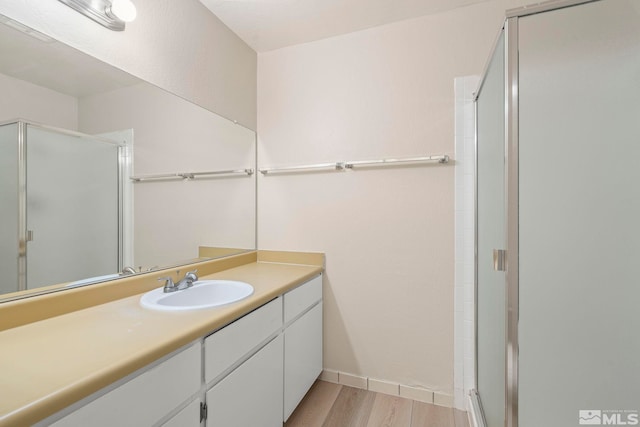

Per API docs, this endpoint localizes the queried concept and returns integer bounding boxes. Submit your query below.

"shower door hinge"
[493,249,507,272]
[200,402,208,422]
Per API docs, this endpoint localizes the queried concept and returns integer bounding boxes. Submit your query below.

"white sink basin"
[140,280,254,311]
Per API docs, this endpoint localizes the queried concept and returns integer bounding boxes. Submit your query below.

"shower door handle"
[493,249,506,271]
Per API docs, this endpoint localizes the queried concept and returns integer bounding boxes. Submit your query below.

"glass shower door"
[0,123,19,294]
[26,125,120,289]
[518,1,640,426]
[476,33,505,427]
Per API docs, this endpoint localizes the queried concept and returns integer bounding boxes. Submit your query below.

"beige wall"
[0,0,536,400]
[0,72,78,129]
[257,0,526,397]
[0,0,257,130]
[79,83,256,268]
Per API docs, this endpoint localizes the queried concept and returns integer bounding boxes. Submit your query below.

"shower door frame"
[2,119,127,292]
[473,1,601,426]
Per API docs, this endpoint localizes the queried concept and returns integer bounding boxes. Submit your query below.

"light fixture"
[57,0,137,31]
[106,0,137,23]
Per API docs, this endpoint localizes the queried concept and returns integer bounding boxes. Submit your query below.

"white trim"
[467,391,486,427]
[506,0,598,17]
[97,129,134,268]
[319,369,455,407]
[454,75,479,411]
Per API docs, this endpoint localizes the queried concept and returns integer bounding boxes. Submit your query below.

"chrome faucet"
[121,266,137,275]
[158,270,198,293]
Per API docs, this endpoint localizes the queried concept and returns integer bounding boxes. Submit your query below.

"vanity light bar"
[130,169,254,182]
[259,155,450,175]
[57,0,136,31]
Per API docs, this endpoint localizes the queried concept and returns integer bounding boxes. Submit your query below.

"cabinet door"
[162,399,202,427]
[284,302,323,421]
[206,335,283,427]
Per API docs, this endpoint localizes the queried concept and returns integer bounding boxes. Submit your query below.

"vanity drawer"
[50,343,201,427]
[204,297,282,383]
[284,274,322,323]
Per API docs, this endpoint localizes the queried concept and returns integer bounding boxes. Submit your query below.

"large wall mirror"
[0,15,257,302]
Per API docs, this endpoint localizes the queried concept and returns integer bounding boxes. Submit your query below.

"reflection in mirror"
[0,15,256,301]
[0,121,124,295]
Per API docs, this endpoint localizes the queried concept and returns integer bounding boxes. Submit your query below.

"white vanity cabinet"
[39,274,323,427]
[283,274,323,421]
[48,342,202,427]
[162,398,203,427]
[204,297,283,427]
[203,273,323,425]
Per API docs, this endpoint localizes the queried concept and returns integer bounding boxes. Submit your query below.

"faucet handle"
[185,270,198,283]
[121,266,137,275]
[158,276,176,292]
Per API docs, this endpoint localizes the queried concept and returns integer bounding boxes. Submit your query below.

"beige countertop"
[0,253,323,427]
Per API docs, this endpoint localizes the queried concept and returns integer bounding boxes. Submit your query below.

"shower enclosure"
[474,1,640,426]
[0,121,124,295]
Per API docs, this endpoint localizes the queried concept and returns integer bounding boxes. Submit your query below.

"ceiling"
[199,0,493,52]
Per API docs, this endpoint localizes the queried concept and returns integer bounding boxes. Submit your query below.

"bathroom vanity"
[0,251,323,427]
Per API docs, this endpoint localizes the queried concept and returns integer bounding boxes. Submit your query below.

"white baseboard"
[319,369,454,407]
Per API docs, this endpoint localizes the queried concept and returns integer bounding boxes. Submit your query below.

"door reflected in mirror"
[0,14,256,301]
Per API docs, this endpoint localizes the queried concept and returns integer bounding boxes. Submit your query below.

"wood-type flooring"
[285,380,470,427]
